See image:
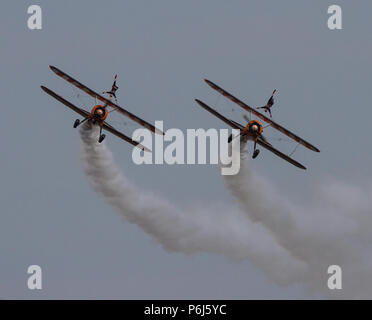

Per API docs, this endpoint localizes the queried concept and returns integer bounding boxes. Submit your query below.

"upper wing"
[204,79,320,152]
[195,99,245,130]
[256,138,306,170]
[41,86,90,118]
[49,65,164,135]
[41,86,151,152]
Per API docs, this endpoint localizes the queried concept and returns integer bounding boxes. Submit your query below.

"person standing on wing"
[257,89,276,118]
[103,74,119,102]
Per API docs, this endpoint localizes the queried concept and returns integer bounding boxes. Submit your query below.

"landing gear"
[73,119,80,128]
[252,149,260,159]
[252,140,260,159]
[98,125,105,143]
[73,118,88,128]
[98,134,106,143]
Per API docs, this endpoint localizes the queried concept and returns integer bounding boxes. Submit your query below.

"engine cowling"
[91,105,108,121]
[247,120,263,135]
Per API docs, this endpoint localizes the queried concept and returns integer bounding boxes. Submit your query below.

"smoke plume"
[223,145,372,298]
[80,123,372,298]
[79,123,305,285]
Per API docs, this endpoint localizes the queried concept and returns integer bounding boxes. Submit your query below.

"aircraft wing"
[102,122,151,153]
[49,65,164,135]
[195,99,245,130]
[41,86,151,152]
[41,86,90,118]
[204,79,320,152]
[256,138,306,170]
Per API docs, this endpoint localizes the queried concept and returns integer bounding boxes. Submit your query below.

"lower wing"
[102,122,151,152]
[41,86,90,118]
[194,99,245,129]
[256,138,306,170]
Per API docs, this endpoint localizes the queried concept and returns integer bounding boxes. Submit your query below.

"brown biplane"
[41,66,164,152]
[195,79,320,170]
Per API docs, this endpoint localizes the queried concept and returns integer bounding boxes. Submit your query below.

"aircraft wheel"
[98,134,106,143]
[73,119,80,128]
[252,149,260,159]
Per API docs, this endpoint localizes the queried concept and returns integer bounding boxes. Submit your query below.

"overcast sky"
[1,0,371,299]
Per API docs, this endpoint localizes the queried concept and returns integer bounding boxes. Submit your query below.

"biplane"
[195,79,320,170]
[41,66,164,152]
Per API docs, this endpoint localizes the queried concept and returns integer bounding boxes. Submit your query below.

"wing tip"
[141,145,152,153]
[309,145,320,152]
[195,98,205,107]
[294,161,306,170]
[195,99,209,110]
[291,160,307,170]
[40,85,50,93]
[49,65,60,74]
[155,128,165,136]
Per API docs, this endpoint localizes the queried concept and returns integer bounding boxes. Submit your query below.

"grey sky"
[0,1,371,299]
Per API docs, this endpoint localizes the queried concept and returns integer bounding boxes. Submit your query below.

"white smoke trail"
[79,123,372,298]
[79,123,307,285]
[224,147,372,298]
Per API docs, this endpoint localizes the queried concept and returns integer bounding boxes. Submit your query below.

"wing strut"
[256,138,306,170]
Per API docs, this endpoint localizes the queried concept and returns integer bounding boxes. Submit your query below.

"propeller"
[241,113,270,144]
[242,113,250,123]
